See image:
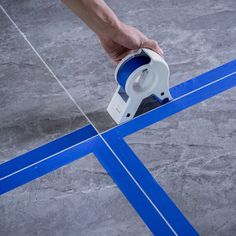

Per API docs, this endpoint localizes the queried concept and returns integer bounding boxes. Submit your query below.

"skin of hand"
[62,0,163,64]
[99,23,163,64]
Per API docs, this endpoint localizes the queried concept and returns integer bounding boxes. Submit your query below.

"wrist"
[98,18,124,39]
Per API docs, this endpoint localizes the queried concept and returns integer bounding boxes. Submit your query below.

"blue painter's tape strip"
[112,60,236,137]
[94,136,199,236]
[117,55,151,88]
[0,124,97,179]
[0,135,97,195]
[170,59,236,99]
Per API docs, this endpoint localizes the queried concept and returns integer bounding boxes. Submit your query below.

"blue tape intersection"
[0,59,235,236]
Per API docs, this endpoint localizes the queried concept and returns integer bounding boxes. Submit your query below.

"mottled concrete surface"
[126,89,236,235]
[0,9,88,163]
[0,0,236,235]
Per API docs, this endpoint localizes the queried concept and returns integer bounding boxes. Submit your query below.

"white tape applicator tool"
[107,48,172,124]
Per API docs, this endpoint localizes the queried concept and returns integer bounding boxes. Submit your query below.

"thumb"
[142,39,164,56]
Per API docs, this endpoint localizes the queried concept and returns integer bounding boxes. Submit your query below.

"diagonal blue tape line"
[0,124,97,178]
[0,135,98,194]
[96,135,199,236]
[170,59,236,99]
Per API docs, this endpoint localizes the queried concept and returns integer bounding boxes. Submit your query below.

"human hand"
[62,0,163,64]
[99,23,163,64]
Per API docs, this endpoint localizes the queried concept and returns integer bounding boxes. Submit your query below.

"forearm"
[62,0,121,37]
[62,0,163,62]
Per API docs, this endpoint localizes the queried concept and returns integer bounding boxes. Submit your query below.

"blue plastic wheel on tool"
[117,55,151,89]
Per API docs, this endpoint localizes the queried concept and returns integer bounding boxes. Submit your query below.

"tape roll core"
[117,55,151,89]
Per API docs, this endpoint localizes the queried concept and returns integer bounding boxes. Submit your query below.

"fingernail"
[160,47,164,55]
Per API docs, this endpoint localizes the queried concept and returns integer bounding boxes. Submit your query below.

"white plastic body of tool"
[107,48,172,124]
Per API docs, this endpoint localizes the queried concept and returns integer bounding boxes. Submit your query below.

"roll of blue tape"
[117,55,151,89]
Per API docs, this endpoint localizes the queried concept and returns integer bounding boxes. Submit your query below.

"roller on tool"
[107,48,172,124]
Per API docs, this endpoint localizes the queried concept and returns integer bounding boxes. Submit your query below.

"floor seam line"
[0,4,99,132]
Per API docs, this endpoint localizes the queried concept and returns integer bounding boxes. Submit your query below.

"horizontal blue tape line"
[95,136,199,236]
[0,135,97,195]
[0,124,97,179]
[111,60,236,137]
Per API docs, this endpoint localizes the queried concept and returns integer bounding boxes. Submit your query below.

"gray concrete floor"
[0,0,236,235]
[126,89,236,235]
